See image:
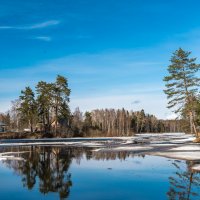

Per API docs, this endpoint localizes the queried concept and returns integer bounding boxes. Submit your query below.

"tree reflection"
[1,146,141,199]
[3,146,200,200]
[3,146,73,200]
[167,160,200,200]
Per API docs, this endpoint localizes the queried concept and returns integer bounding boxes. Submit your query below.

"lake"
[0,146,200,200]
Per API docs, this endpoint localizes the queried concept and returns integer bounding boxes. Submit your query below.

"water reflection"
[1,146,142,199]
[2,146,74,199]
[167,160,200,200]
[1,146,200,200]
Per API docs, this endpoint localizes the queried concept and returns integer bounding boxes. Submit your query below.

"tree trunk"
[55,107,58,137]
[189,112,193,135]
[29,119,33,133]
[189,111,198,137]
[187,172,193,200]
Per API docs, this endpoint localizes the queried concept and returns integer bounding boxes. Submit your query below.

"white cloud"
[0,20,60,30]
[0,26,13,29]
[33,36,52,42]
[28,20,60,29]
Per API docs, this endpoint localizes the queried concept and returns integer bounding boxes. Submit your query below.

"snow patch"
[93,146,153,152]
[171,145,200,151]
[151,151,200,161]
[192,164,200,171]
[113,146,153,151]
[0,156,24,161]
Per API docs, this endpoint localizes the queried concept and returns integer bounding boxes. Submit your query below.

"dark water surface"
[0,146,200,200]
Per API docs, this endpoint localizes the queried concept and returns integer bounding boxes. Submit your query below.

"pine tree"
[36,81,54,133]
[163,48,200,136]
[19,87,37,133]
[52,75,71,136]
[36,75,71,135]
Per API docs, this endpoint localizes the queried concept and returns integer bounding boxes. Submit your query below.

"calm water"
[0,146,200,200]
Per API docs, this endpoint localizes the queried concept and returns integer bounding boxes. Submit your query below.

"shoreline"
[1,133,200,163]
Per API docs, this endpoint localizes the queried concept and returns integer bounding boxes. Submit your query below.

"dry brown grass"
[193,137,200,143]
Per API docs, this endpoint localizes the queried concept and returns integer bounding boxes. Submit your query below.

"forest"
[0,99,184,137]
[1,48,200,138]
[0,75,184,138]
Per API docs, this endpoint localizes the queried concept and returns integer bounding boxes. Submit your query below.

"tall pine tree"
[163,48,200,136]
[52,75,71,136]
[19,87,37,133]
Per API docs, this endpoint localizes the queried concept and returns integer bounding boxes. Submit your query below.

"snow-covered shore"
[1,133,200,162]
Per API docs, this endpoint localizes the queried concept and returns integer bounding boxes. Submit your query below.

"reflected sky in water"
[0,146,200,200]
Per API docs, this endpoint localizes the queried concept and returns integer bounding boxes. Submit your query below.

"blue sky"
[1,0,200,119]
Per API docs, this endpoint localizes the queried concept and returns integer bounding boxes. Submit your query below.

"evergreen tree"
[36,81,54,133]
[19,87,37,133]
[163,48,200,136]
[36,76,70,135]
[52,75,71,136]
[83,112,92,135]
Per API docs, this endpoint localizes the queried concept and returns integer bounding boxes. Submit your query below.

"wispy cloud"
[0,20,60,30]
[28,20,60,29]
[19,50,164,76]
[33,36,52,42]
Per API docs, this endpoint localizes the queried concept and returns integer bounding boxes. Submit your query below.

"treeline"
[72,108,183,137]
[2,107,183,137]
[0,74,185,137]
